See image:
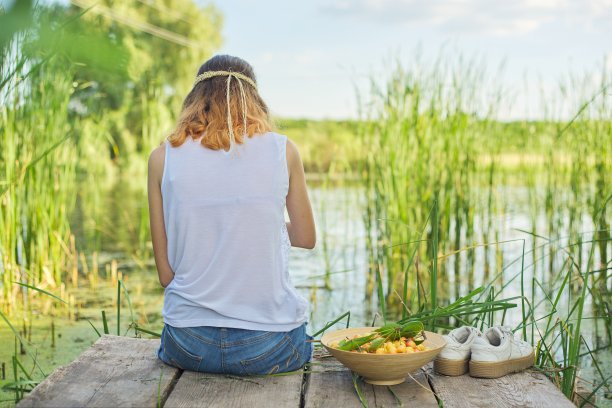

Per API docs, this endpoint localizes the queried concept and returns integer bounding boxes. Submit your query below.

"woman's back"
[150,54,315,375]
[161,132,309,331]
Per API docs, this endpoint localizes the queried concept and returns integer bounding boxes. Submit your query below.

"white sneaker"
[469,325,534,378]
[434,326,482,376]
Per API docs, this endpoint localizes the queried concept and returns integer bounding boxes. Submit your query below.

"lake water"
[0,182,610,406]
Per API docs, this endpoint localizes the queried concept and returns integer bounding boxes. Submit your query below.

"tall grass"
[1,4,610,404]
[359,54,501,312]
[0,7,176,315]
[359,55,610,314]
[357,53,611,402]
[1,37,78,312]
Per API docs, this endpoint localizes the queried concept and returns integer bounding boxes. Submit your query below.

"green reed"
[355,53,610,402]
[0,44,78,312]
[359,54,610,316]
[359,55,495,312]
[1,4,610,403]
[0,6,179,315]
[314,213,610,404]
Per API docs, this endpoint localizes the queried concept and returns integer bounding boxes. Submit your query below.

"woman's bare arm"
[285,139,316,249]
[147,144,175,287]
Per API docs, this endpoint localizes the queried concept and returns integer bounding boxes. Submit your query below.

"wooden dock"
[17,335,576,407]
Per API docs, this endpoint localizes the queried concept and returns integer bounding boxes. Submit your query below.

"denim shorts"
[157,323,313,375]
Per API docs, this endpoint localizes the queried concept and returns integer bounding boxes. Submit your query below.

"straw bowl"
[320,327,447,385]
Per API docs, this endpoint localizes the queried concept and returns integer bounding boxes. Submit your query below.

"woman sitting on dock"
[147,54,316,375]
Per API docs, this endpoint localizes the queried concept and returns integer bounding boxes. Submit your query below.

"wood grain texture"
[425,365,575,408]
[304,355,439,408]
[17,335,179,408]
[16,336,577,408]
[164,370,303,408]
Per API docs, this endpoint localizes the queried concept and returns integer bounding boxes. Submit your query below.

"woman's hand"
[285,139,316,249]
[147,144,175,288]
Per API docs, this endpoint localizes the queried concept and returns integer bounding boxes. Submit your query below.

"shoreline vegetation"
[281,118,612,174]
[1,1,610,407]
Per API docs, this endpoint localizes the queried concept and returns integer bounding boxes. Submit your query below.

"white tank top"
[161,132,309,331]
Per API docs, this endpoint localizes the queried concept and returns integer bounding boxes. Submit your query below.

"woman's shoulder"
[148,142,167,179]
[149,142,166,163]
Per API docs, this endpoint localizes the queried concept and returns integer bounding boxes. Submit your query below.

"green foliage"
[0,58,78,307]
[358,54,611,315]
[0,0,33,53]
[1,3,610,404]
[355,53,610,403]
[29,6,130,80]
[276,118,362,173]
[0,0,222,312]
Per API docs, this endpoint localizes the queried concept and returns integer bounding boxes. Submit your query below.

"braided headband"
[193,70,257,89]
[193,70,257,153]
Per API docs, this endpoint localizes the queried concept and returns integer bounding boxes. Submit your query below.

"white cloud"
[322,0,612,36]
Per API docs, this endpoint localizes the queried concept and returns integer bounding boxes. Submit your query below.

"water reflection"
[1,180,609,405]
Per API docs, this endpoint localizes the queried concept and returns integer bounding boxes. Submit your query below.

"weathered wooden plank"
[164,370,303,408]
[424,365,575,408]
[304,355,439,408]
[17,335,578,408]
[17,335,180,408]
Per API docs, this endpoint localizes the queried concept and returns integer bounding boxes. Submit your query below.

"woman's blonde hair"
[168,55,273,150]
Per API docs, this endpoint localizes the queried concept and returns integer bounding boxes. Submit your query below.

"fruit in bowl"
[321,321,446,385]
[329,336,429,354]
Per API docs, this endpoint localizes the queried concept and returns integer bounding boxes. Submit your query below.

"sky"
[209,0,612,120]
[6,0,611,120]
